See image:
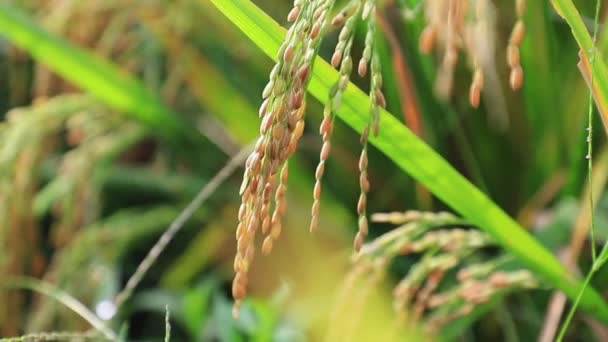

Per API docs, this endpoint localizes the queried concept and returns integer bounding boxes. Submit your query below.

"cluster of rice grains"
[312,0,385,254]
[232,0,386,317]
[231,0,528,320]
[418,0,527,107]
[328,211,538,337]
[232,0,327,317]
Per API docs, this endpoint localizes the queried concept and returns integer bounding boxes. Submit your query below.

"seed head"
[310,2,363,233]
[341,210,540,333]
[506,2,526,90]
[232,0,334,318]
[417,0,526,104]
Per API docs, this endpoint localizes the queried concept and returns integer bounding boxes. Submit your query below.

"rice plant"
[0,0,607,341]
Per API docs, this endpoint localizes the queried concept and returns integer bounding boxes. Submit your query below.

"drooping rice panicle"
[332,210,539,335]
[311,0,361,233]
[507,0,526,90]
[233,0,336,318]
[415,0,526,103]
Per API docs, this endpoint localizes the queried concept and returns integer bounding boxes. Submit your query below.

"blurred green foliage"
[0,0,607,341]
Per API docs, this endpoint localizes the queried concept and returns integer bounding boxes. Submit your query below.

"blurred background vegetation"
[0,0,607,341]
